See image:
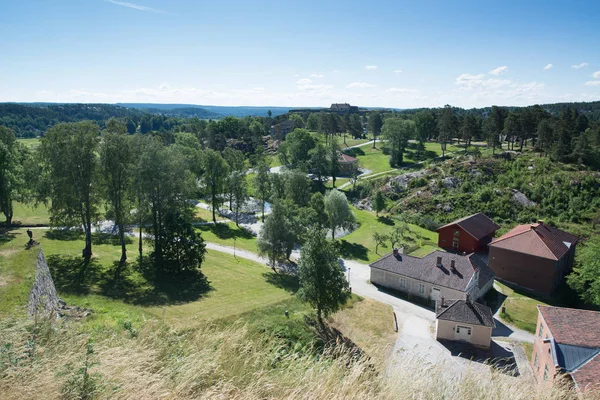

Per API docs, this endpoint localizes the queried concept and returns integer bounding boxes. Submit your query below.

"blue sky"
[1,0,599,108]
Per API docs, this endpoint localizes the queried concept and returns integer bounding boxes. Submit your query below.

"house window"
[418,283,425,294]
[534,353,538,369]
[538,324,544,338]
[543,365,549,381]
[453,230,460,237]
[399,278,406,288]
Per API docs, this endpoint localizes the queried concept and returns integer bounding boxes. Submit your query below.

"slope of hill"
[118,103,293,117]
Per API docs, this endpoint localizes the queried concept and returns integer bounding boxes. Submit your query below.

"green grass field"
[17,137,41,150]
[339,207,438,263]
[0,228,289,327]
[0,202,51,225]
[494,281,548,333]
[343,138,370,148]
[197,222,259,254]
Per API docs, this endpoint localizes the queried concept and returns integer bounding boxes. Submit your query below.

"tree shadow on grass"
[199,223,254,241]
[48,254,213,306]
[0,228,18,245]
[44,229,82,241]
[263,272,299,293]
[344,148,366,157]
[92,232,133,246]
[338,240,369,261]
[47,255,102,295]
[377,216,395,226]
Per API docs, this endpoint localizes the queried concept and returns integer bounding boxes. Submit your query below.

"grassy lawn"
[325,177,350,189]
[521,342,534,362]
[494,281,548,333]
[197,222,259,254]
[267,154,281,168]
[340,207,438,263]
[17,137,41,150]
[408,244,439,257]
[328,297,396,365]
[0,227,288,328]
[195,206,227,222]
[343,138,370,148]
[0,202,51,226]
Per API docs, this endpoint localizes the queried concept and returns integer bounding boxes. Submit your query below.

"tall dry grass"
[0,316,593,400]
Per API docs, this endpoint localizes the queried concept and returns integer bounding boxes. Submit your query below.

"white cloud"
[332,69,341,74]
[309,73,324,78]
[346,82,377,88]
[571,63,589,69]
[393,69,403,74]
[364,65,378,70]
[297,83,333,91]
[386,87,419,93]
[104,0,170,13]
[296,78,312,84]
[455,73,510,90]
[489,66,508,76]
[592,71,600,79]
[543,64,553,71]
[584,81,600,86]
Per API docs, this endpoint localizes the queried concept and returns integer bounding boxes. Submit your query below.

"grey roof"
[437,213,500,240]
[369,250,494,292]
[436,300,496,328]
[554,341,600,373]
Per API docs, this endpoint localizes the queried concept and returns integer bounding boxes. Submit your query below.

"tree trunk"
[119,223,127,265]
[373,135,376,149]
[331,227,335,240]
[261,198,265,222]
[138,224,143,260]
[211,188,217,223]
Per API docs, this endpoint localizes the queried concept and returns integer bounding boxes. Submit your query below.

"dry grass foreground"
[0,314,591,400]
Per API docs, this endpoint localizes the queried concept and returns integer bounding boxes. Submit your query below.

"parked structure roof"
[437,213,500,241]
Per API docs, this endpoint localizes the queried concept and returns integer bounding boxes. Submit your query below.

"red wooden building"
[437,213,500,254]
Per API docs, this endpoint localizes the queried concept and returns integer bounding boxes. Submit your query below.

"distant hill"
[118,103,293,118]
[1,103,147,137]
[142,107,224,120]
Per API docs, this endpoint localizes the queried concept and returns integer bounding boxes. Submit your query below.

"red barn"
[437,213,500,254]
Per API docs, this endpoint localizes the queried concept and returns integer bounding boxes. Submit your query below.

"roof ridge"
[532,224,561,259]
[490,226,532,244]
[436,299,459,319]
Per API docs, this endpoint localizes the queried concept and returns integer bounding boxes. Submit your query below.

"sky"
[1,0,600,109]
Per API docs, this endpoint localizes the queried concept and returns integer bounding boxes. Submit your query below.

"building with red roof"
[532,305,600,393]
[437,213,500,254]
[338,152,358,175]
[488,221,578,295]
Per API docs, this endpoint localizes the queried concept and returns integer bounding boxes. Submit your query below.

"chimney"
[466,293,471,304]
[440,296,445,307]
[450,259,455,269]
[537,220,544,225]
[462,251,466,256]
[436,256,442,267]
[393,248,399,256]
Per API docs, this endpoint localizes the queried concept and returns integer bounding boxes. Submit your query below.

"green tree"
[41,121,101,261]
[161,208,207,274]
[306,114,321,131]
[414,110,436,159]
[324,189,356,240]
[487,106,507,154]
[373,191,386,216]
[289,114,305,128]
[297,228,350,324]
[437,105,458,158]
[328,137,341,188]
[280,128,316,170]
[460,115,478,151]
[283,169,312,207]
[100,119,133,264]
[372,232,388,255]
[536,119,554,156]
[227,170,248,227]
[568,235,600,306]
[309,142,330,187]
[309,192,327,229]
[388,222,409,249]
[257,200,295,267]
[368,112,383,148]
[0,126,27,226]
[253,160,271,221]
[202,149,229,223]
[382,119,414,167]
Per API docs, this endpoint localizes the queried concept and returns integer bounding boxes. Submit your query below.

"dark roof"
[369,250,494,292]
[436,299,496,327]
[330,103,352,110]
[539,306,600,391]
[437,213,500,241]
[539,306,600,348]
[490,223,579,260]
[571,354,600,392]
